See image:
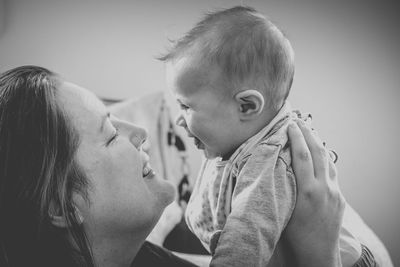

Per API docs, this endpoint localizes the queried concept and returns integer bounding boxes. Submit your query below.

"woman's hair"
[0,66,94,266]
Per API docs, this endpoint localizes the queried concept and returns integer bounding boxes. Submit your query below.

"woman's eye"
[106,128,119,146]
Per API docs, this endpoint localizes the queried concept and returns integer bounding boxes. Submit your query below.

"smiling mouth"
[183,129,204,150]
[142,162,155,178]
[193,136,204,150]
[141,151,155,179]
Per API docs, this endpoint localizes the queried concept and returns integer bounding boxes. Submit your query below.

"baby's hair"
[159,6,295,110]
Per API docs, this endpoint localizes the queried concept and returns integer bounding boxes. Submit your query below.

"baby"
[161,6,384,267]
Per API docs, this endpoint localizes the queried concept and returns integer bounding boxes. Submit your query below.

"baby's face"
[166,56,243,159]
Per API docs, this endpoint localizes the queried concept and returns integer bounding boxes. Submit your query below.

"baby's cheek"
[188,123,196,134]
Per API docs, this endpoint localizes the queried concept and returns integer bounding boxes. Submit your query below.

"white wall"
[0,0,4,37]
[1,0,399,265]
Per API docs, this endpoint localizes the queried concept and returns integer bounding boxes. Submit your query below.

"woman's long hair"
[0,66,94,266]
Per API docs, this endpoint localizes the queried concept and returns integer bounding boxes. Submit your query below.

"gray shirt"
[186,102,363,266]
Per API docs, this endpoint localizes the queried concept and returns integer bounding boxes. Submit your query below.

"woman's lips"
[141,151,155,179]
[142,162,155,179]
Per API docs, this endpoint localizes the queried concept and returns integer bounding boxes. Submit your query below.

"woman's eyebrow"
[99,112,111,133]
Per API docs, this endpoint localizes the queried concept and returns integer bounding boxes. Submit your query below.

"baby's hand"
[146,201,183,246]
[163,201,184,229]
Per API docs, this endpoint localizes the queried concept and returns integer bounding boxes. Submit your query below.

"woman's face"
[57,82,175,241]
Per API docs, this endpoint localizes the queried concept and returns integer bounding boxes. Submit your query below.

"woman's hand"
[285,119,345,267]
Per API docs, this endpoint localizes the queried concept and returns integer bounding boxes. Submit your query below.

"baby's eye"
[180,103,190,111]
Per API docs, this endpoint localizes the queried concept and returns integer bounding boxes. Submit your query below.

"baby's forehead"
[169,55,219,87]
[186,69,232,100]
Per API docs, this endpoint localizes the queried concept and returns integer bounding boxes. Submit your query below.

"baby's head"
[162,6,294,159]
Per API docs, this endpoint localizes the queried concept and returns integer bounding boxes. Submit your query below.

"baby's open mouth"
[193,136,204,150]
[185,129,205,150]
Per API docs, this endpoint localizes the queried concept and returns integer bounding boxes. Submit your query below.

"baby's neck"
[221,107,278,161]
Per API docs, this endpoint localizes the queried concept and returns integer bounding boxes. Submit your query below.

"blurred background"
[1,0,399,265]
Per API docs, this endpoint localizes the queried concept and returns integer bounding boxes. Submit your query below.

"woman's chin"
[163,181,176,205]
[155,176,176,206]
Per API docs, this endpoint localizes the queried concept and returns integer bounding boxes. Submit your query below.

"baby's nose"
[175,114,186,127]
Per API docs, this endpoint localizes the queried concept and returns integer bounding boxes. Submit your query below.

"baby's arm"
[209,144,296,267]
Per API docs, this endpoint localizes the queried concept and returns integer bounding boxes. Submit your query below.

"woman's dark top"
[132,241,199,267]
[131,241,378,267]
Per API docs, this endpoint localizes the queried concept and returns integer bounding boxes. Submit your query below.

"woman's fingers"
[286,117,345,267]
[296,120,329,181]
[328,157,338,183]
[287,121,314,189]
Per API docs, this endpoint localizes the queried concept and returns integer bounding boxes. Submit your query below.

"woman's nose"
[127,124,147,149]
[175,114,187,128]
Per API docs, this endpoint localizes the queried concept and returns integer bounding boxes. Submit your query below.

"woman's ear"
[50,214,69,228]
[49,204,84,228]
[234,90,265,120]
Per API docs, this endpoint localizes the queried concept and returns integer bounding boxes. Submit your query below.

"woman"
[0,66,344,266]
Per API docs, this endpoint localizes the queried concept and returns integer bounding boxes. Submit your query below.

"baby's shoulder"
[238,139,292,174]
[257,125,292,169]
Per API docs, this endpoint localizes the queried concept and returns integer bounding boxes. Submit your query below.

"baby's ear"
[234,90,265,120]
